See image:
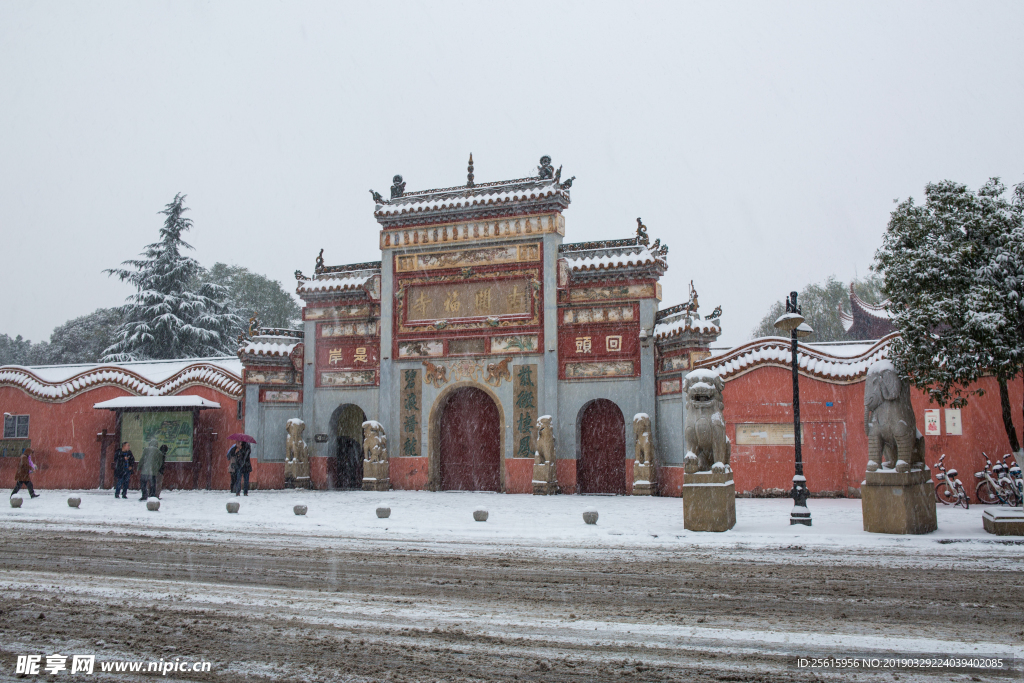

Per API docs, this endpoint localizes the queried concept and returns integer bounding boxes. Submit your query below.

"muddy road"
[0,524,1020,682]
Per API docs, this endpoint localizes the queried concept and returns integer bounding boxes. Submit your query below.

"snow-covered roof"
[695,334,896,384]
[239,336,301,358]
[563,246,666,273]
[94,395,222,410]
[0,357,243,403]
[654,316,721,340]
[375,176,570,223]
[850,287,892,320]
[839,307,855,332]
[297,272,375,295]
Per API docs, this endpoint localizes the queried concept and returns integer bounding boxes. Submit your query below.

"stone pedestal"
[683,470,736,532]
[362,460,390,492]
[533,462,557,495]
[982,508,1024,536]
[861,469,937,534]
[632,462,654,496]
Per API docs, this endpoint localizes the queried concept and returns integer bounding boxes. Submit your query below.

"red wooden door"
[578,399,626,494]
[439,387,501,491]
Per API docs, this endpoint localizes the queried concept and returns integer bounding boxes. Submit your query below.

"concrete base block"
[982,508,1024,536]
[362,462,390,491]
[861,468,937,534]
[633,462,654,496]
[683,471,736,532]
[533,462,557,495]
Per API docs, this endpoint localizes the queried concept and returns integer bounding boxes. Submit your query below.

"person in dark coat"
[112,441,135,499]
[154,445,167,498]
[11,447,39,498]
[227,443,240,494]
[138,439,161,500]
[236,442,252,496]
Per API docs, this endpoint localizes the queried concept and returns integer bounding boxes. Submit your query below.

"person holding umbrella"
[227,434,256,495]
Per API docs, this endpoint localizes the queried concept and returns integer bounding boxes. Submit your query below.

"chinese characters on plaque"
[513,364,539,458]
[399,369,423,457]
[405,279,531,321]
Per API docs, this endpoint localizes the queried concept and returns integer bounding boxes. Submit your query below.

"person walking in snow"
[112,441,135,499]
[235,442,252,496]
[138,439,161,500]
[227,443,241,494]
[11,447,39,498]
[154,445,167,498]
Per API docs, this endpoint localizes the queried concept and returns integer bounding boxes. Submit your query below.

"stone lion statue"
[633,413,653,466]
[284,418,309,485]
[534,416,555,466]
[683,370,730,474]
[864,360,925,473]
[362,421,388,463]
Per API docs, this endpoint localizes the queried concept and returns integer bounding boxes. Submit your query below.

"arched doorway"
[437,386,501,491]
[328,404,366,490]
[578,399,626,495]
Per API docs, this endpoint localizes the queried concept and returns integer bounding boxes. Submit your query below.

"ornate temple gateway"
[238,156,722,495]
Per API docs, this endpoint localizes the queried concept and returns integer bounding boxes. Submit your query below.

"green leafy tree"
[103,194,241,361]
[875,178,1024,455]
[751,275,885,342]
[200,263,301,333]
[0,334,51,366]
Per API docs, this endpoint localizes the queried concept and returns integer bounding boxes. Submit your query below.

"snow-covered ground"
[5,489,1020,568]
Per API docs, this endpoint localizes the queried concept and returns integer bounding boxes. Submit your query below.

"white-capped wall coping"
[0,357,243,403]
[693,334,895,384]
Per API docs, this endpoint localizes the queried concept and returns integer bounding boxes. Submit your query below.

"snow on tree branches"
[875,178,1024,454]
[102,194,241,362]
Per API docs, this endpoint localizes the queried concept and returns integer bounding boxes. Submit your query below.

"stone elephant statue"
[864,360,925,473]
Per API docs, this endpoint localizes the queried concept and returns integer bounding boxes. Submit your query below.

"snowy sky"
[2,1,1023,348]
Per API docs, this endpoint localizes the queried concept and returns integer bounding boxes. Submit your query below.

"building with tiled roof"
[839,284,895,340]
[238,155,722,495]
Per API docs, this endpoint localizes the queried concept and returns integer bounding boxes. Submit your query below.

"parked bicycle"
[933,454,969,508]
[1000,453,1022,506]
[975,453,1020,506]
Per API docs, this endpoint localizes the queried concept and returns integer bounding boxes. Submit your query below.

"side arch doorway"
[436,386,501,491]
[329,404,366,490]
[578,399,626,495]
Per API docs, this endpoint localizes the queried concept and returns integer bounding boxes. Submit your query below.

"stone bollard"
[294,505,307,516]
[473,507,488,522]
[67,497,81,508]
[226,501,240,514]
[376,506,391,519]
[146,499,160,512]
[10,496,23,508]
[582,507,599,525]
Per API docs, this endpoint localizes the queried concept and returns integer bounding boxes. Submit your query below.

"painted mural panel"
[490,335,538,354]
[305,304,371,320]
[658,378,682,395]
[561,305,635,324]
[398,340,443,358]
[564,361,635,378]
[319,371,376,387]
[261,389,301,403]
[245,369,293,385]
[569,283,656,302]
[399,369,423,457]
[395,243,539,273]
[449,338,487,355]
[319,321,378,337]
[512,364,539,458]
[405,279,531,321]
[660,354,690,372]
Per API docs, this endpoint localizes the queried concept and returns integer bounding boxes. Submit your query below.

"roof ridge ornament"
[467,154,474,188]
[390,175,406,199]
[315,248,325,274]
[369,189,384,204]
[636,217,649,246]
[538,155,554,179]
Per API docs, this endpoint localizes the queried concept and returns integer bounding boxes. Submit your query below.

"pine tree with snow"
[102,194,241,362]
[875,178,1024,455]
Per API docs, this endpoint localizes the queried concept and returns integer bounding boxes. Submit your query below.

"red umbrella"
[228,433,257,444]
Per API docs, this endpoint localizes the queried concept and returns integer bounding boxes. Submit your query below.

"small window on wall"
[3,414,29,439]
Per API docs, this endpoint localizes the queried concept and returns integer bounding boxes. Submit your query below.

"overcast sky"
[2,1,1022,348]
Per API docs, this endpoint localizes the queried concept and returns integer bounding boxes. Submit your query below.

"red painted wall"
[721,366,1023,501]
[390,456,428,490]
[0,384,244,492]
[505,458,533,494]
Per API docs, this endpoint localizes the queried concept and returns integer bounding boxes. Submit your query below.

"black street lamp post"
[774,291,813,526]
